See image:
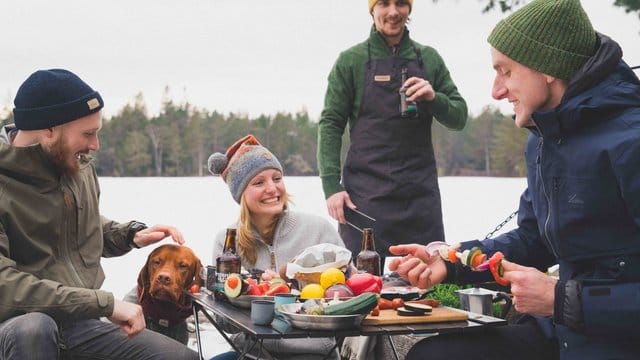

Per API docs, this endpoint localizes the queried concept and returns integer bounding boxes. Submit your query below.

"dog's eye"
[151,259,161,265]
[179,262,189,269]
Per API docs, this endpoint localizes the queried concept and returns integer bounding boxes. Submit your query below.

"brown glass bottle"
[356,228,381,276]
[214,228,241,299]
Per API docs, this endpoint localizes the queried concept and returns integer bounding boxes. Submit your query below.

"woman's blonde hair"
[236,191,291,265]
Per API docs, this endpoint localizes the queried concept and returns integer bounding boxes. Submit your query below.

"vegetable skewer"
[424,242,510,285]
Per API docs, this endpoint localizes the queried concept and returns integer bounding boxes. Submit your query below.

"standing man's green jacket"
[318,26,467,199]
[318,25,467,257]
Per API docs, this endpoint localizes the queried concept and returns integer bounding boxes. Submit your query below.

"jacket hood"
[0,124,94,191]
[564,33,626,99]
[532,34,640,139]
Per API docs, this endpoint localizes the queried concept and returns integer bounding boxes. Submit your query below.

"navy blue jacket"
[448,35,640,359]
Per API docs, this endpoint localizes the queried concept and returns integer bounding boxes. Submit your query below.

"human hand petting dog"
[132,224,185,248]
[109,299,146,338]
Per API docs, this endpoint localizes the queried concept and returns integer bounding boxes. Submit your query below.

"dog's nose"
[157,272,172,285]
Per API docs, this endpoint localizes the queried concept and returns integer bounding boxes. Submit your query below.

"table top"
[188,292,507,340]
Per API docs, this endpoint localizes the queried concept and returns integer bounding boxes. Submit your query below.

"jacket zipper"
[537,138,560,258]
[60,185,87,288]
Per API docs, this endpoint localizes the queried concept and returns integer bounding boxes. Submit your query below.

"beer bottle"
[356,228,381,276]
[399,67,418,118]
[214,228,241,299]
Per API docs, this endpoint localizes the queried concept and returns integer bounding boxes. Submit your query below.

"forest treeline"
[0,94,528,177]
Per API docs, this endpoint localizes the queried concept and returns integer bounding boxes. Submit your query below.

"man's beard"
[46,135,81,177]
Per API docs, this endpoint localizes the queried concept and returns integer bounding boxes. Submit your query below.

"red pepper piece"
[257,282,270,294]
[265,283,290,296]
[346,273,382,295]
[247,285,263,296]
[489,251,510,286]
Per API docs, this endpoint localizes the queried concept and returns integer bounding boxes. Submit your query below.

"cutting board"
[361,306,468,326]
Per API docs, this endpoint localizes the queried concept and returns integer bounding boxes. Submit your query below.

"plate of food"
[380,286,427,301]
[227,295,273,309]
[278,303,366,330]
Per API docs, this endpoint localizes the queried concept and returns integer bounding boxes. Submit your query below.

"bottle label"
[357,251,381,276]
[206,265,216,292]
[214,272,230,293]
[214,262,240,293]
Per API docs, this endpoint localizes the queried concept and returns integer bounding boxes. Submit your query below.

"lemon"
[299,283,325,299]
[319,267,346,289]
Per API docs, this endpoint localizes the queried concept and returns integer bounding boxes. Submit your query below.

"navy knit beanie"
[13,69,104,130]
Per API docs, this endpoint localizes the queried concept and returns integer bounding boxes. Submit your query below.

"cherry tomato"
[447,248,458,263]
[189,283,201,294]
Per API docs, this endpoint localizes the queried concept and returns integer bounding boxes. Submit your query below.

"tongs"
[344,208,376,233]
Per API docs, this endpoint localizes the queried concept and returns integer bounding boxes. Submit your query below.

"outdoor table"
[188,292,507,360]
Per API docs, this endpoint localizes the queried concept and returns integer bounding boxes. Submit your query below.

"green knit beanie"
[487,0,597,80]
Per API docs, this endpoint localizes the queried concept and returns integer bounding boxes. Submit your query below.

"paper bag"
[285,243,352,287]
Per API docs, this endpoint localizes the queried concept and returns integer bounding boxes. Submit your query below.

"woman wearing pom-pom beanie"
[208,135,345,360]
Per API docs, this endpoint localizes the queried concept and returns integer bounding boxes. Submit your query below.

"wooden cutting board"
[362,306,468,326]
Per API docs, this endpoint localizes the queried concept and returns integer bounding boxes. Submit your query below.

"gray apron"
[340,42,444,259]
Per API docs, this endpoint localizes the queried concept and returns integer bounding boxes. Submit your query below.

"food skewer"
[424,242,510,286]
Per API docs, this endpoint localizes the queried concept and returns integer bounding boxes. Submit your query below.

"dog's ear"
[137,250,155,302]
[191,259,205,287]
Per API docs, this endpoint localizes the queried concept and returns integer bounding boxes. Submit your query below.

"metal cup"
[274,293,297,318]
[251,300,275,326]
[456,287,512,317]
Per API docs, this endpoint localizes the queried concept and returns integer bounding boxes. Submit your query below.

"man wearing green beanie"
[318,0,467,263]
[388,1,640,359]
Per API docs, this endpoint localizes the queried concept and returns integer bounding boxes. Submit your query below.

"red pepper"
[489,251,510,286]
[265,283,290,296]
[247,285,264,296]
[345,273,382,295]
[257,282,270,294]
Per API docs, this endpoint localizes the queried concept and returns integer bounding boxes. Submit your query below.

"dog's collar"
[138,287,193,328]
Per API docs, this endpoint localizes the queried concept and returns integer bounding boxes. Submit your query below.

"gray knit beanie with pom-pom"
[207,134,283,203]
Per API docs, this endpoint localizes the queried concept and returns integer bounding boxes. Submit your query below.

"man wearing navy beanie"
[0,69,199,359]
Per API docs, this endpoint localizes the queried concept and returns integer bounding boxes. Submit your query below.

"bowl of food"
[278,303,366,330]
[228,295,273,309]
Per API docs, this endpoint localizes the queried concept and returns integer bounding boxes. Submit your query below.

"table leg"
[385,334,400,360]
[193,303,243,355]
[192,305,204,360]
[238,338,263,360]
[321,337,340,360]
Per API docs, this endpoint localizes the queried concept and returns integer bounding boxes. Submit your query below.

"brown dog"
[137,244,203,344]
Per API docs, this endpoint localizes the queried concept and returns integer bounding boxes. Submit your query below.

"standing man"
[318,0,467,260]
[390,0,640,359]
[0,69,198,359]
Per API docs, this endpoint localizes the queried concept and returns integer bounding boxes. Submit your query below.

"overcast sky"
[1,0,638,120]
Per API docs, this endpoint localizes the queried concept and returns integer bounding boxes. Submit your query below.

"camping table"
[188,292,507,360]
